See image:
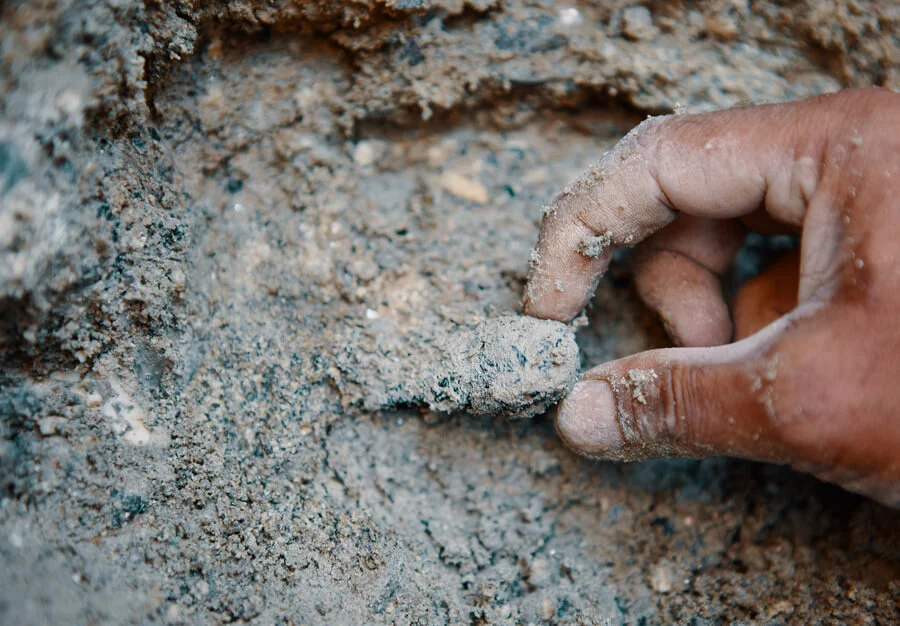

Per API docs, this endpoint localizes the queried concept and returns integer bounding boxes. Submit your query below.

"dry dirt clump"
[2,1,900,624]
[338,316,580,419]
[436,316,579,418]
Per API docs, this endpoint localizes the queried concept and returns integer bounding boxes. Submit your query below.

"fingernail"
[556,379,623,457]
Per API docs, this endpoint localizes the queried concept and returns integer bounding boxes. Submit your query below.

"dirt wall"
[2,1,899,623]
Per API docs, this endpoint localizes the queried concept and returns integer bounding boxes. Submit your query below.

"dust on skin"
[626,368,659,406]
[577,231,614,259]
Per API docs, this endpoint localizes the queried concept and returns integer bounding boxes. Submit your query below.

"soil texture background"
[2,1,900,623]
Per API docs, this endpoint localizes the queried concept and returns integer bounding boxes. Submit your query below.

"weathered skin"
[525,88,900,507]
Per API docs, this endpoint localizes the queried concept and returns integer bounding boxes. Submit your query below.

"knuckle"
[665,363,706,448]
[606,364,684,459]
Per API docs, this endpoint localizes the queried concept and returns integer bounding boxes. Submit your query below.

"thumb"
[556,313,801,464]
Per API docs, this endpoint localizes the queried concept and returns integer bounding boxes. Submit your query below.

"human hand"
[524,88,900,506]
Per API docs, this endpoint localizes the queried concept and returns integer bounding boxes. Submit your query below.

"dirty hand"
[524,88,900,506]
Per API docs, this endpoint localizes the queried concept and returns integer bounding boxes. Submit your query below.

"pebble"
[439,172,489,204]
[37,416,64,436]
[85,392,103,408]
[766,600,795,619]
[353,141,378,166]
[650,561,674,593]
[622,6,659,41]
[528,557,552,587]
[426,139,456,168]
[705,14,739,40]
[540,597,555,620]
[557,7,583,27]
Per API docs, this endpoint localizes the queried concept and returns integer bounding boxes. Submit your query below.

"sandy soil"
[2,1,899,623]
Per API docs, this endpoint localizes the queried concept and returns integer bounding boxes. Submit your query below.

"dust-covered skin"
[526,89,900,507]
[2,1,900,624]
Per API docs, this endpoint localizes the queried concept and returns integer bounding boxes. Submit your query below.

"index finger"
[523,89,882,321]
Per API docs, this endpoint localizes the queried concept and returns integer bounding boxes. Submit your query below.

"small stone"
[766,600,795,619]
[540,597,555,620]
[85,392,102,408]
[347,315,580,419]
[37,417,64,436]
[426,139,456,168]
[294,87,320,110]
[170,268,186,291]
[352,141,378,166]
[166,604,181,622]
[528,557,552,587]
[622,6,659,41]
[570,312,589,329]
[0,140,28,194]
[558,7,583,27]
[650,561,674,593]
[522,167,548,186]
[705,14,739,40]
[439,172,489,204]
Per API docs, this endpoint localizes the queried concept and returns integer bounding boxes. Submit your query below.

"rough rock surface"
[2,1,899,624]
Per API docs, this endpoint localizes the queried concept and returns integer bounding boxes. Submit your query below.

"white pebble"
[439,172,489,204]
[558,7,583,26]
[622,6,659,41]
[353,141,377,166]
[650,561,674,593]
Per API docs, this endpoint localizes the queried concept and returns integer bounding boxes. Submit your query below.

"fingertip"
[555,379,623,458]
[634,250,733,347]
[663,292,733,348]
[523,246,607,321]
[522,279,590,322]
[521,283,568,321]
